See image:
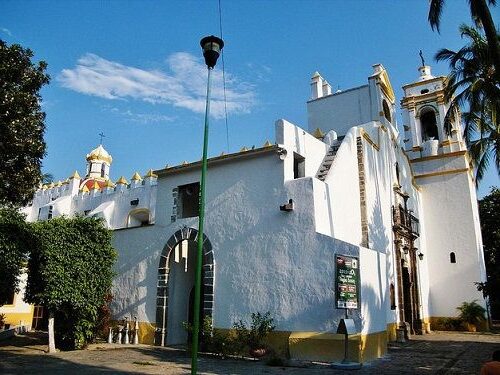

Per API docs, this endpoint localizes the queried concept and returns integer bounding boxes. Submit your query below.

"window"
[382,100,391,123]
[47,206,53,220]
[395,162,400,186]
[450,252,456,264]
[390,283,396,310]
[101,163,106,178]
[178,182,200,218]
[293,153,305,179]
[420,108,439,141]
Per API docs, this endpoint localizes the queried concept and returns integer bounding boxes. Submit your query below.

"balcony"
[392,205,419,237]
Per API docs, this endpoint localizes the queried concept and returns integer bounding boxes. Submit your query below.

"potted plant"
[457,300,486,332]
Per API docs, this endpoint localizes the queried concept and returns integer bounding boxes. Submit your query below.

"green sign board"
[335,254,359,309]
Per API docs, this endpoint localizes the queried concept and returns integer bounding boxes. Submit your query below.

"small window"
[293,153,305,179]
[48,206,53,220]
[450,252,456,264]
[178,182,200,218]
[395,162,400,186]
[420,89,429,94]
[390,283,396,310]
[101,163,106,178]
[382,100,391,123]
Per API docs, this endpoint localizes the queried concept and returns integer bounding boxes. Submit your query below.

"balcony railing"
[392,205,419,237]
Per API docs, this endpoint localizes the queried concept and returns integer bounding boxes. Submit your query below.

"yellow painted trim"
[360,330,387,363]
[144,169,158,178]
[110,321,156,344]
[402,76,445,90]
[116,176,128,185]
[414,168,469,179]
[312,127,325,139]
[263,140,273,147]
[69,170,81,180]
[410,150,466,163]
[360,129,380,151]
[386,322,397,342]
[131,172,142,181]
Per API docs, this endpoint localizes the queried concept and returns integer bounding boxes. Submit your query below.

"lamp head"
[200,35,224,69]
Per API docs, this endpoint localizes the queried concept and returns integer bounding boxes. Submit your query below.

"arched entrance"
[155,227,214,346]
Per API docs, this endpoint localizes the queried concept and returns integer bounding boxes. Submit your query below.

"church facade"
[12,63,486,363]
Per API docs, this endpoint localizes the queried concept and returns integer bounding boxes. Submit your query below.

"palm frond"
[428,0,444,32]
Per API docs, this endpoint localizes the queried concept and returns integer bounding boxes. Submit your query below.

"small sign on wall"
[335,254,359,309]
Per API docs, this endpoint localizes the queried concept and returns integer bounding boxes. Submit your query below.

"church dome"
[86,145,112,164]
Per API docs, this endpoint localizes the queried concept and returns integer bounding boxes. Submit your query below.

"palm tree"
[429,0,500,81]
[435,25,500,182]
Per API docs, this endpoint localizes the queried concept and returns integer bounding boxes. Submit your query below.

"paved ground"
[0,331,499,374]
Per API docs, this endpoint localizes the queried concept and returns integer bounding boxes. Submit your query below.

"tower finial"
[99,132,105,145]
[419,50,425,67]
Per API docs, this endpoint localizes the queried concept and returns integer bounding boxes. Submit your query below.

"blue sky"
[1,0,499,197]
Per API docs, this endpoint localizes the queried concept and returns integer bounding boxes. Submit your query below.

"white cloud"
[108,107,175,124]
[58,52,257,118]
[1,28,12,36]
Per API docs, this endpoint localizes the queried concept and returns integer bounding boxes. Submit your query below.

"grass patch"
[132,361,156,366]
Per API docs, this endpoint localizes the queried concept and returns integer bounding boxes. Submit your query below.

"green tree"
[0,207,33,306]
[428,0,500,81]
[0,39,49,206]
[435,25,500,181]
[477,187,500,319]
[25,216,117,352]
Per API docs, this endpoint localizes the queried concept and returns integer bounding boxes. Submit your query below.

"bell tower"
[400,64,486,325]
[85,144,112,180]
[401,64,465,160]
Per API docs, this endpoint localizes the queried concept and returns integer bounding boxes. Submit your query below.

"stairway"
[316,138,343,181]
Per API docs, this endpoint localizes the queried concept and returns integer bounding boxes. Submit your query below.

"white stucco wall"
[419,171,486,317]
[307,85,371,136]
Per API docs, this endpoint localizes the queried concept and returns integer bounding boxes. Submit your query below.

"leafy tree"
[0,207,33,305]
[435,25,500,182]
[25,216,117,351]
[477,187,500,319]
[428,0,500,82]
[0,39,49,206]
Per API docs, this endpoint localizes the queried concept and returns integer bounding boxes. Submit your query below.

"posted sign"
[335,255,359,309]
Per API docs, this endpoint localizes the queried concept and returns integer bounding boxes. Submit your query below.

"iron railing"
[392,205,419,236]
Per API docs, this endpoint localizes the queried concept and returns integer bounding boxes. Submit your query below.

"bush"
[232,311,276,351]
[457,300,486,325]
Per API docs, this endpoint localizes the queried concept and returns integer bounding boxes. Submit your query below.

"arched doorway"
[155,227,214,346]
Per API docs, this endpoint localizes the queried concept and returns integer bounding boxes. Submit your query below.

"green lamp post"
[191,35,224,375]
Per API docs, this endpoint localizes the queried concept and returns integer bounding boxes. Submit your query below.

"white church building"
[13,63,487,363]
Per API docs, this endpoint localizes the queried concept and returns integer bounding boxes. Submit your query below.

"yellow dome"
[86,145,112,164]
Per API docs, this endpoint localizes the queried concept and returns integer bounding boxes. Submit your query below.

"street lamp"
[191,35,224,375]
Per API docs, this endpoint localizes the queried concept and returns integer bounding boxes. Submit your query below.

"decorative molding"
[414,168,469,179]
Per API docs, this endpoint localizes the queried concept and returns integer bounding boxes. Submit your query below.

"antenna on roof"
[99,132,105,145]
[419,50,425,67]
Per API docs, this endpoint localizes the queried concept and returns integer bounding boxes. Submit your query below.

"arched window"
[420,108,439,141]
[382,100,391,123]
[101,163,106,178]
[450,252,456,264]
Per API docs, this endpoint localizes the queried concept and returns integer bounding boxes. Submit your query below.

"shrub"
[457,300,486,325]
[232,311,276,351]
